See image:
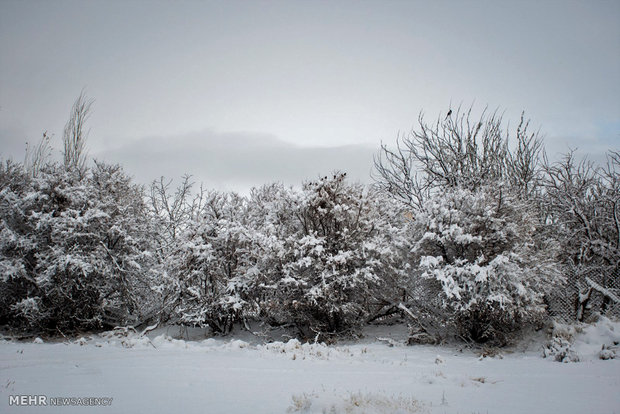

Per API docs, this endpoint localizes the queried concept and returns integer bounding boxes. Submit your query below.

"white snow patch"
[543,317,620,362]
[572,317,620,360]
[0,326,619,413]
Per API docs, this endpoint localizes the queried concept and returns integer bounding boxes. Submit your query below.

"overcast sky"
[1,0,618,192]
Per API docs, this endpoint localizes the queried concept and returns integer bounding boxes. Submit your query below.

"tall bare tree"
[63,91,94,177]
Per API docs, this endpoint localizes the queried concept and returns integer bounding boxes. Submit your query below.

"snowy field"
[1,322,619,414]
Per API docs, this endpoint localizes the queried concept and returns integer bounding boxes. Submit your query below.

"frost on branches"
[166,173,411,338]
[166,191,258,334]
[412,186,562,343]
[264,173,409,337]
[0,161,158,333]
[542,150,620,321]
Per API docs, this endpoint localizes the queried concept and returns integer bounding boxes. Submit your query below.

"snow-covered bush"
[599,343,618,360]
[258,173,410,337]
[0,160,158,333]
[542,336,580,363]
[372,107,574,344]
[412,185,562,343]
[152,175,410,338]
[164,190,261,333]
[245,182,299,324]
[0,160,37,328]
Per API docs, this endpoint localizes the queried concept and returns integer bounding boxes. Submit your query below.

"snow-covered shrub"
[542,322,581,362]
[245,183,299,324]
[152,175,410,337]
[254,174,410,337]
[598,343,617,360]
[373,107,562,343]
[542,336,580,363]
[0,160,38,327]
[166,191,258,334]
[283,174,409,336]
[0,160,158,333]
[412,185,562,343]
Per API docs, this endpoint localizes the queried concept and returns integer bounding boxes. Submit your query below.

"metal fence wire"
[546,266,620,323]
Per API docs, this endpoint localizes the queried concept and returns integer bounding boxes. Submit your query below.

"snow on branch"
[586,277,620,304]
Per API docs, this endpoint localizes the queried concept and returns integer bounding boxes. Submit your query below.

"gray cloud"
[95,130,377,193]
[1,0,617,188]
[0,126,29,162]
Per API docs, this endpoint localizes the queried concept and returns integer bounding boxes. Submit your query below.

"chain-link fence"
[547,266,620,323]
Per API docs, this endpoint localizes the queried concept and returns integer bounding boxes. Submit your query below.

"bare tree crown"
[63,91,94,177]
[24,131,52,178]
[373,106,543,209]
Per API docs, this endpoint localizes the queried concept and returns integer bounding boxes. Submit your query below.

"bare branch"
[24,131,52,177]
[63,90,94,177]
[373,105,542,209]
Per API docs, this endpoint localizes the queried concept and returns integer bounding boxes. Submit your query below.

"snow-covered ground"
[1,321,619,414]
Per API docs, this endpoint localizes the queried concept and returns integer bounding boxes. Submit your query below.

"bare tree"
[373,106,543,208]
[149,175,202,243]
[63,91,94,177]
[506,114,544,198]
[542,150,620,320]
[24,131,52,178]
[542,150,618,265]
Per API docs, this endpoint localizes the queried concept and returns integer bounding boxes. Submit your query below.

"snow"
[1,324,619,414]
[419,256,442,268]
[571,317,620,361]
